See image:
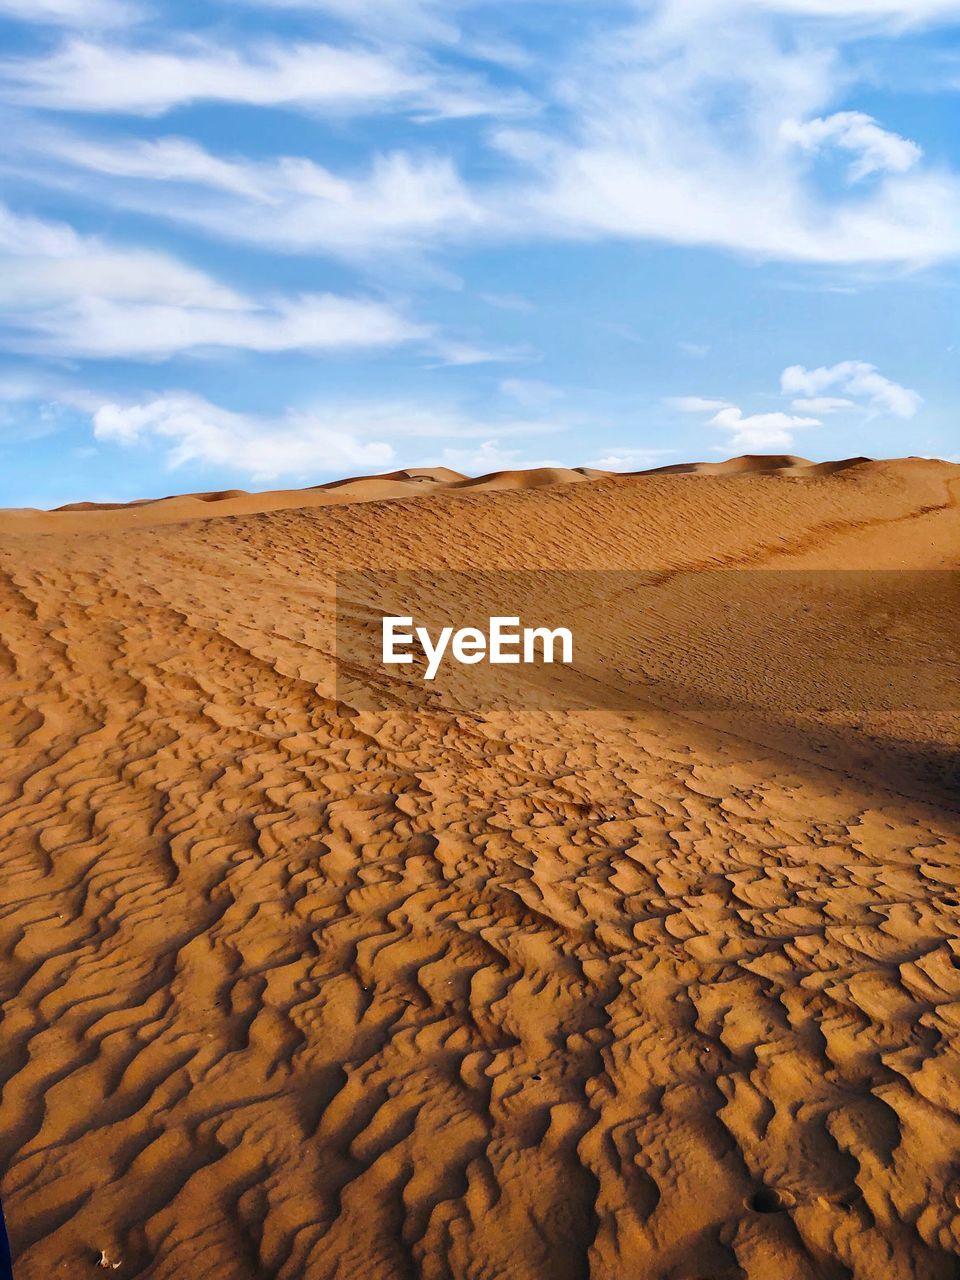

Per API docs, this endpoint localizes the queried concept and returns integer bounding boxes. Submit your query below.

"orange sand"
[1,455,959,1279]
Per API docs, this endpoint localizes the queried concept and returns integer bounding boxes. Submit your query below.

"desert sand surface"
[1,455,959,1280]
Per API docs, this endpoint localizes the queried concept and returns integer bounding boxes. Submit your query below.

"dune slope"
[0,459,959,1280]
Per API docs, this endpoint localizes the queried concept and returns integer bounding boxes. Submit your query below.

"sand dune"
[455,465,597,491]
[0,454,880,534]
[642,454,872,477]
[1,457,959,1279]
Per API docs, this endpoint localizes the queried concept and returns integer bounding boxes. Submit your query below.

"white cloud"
[781,361,922,417]
[667,396,736,412]
[669,373,820,453]
[29,131,487,257]
[0,39,414,115]
[709,405,821,450]
[790,396,857,413]
[781,111,922,180]
[5,4,958,273]
[94,395,396,479]
[46,134,279,200]
[19,295,425,361]
[0,204,245,309]
[0,36,526,120]
[92,393,559,480]
[670,356,922,455]
[0,203,425,360]
[427,338,530,367]
[489,3,960,266]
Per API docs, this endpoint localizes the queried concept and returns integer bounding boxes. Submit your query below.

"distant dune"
[642,453,873,476]
[0,453,906,533]
[1,456,959,1280]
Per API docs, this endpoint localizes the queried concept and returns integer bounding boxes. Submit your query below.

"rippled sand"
[1,456,958,1280]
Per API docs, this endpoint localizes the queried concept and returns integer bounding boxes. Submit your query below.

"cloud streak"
[0,204,427,360]
[24,130,487,257]
[3,2,960,271]
[0,36,528,120]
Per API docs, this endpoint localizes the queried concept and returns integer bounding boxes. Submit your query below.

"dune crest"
[2,453,937,535]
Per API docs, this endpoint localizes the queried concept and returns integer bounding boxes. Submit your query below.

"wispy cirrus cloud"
[16,295,427,361]
[4,3,959,272]
[0,203,428,360]
[19,129,487,257]
[0,35,530,120]
[0,202,244,310]
[489,1,960,266]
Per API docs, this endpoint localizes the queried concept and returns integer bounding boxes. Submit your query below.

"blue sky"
[0,0,958,506]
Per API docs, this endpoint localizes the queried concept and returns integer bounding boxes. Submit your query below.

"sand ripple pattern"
[1,461,959,1279]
